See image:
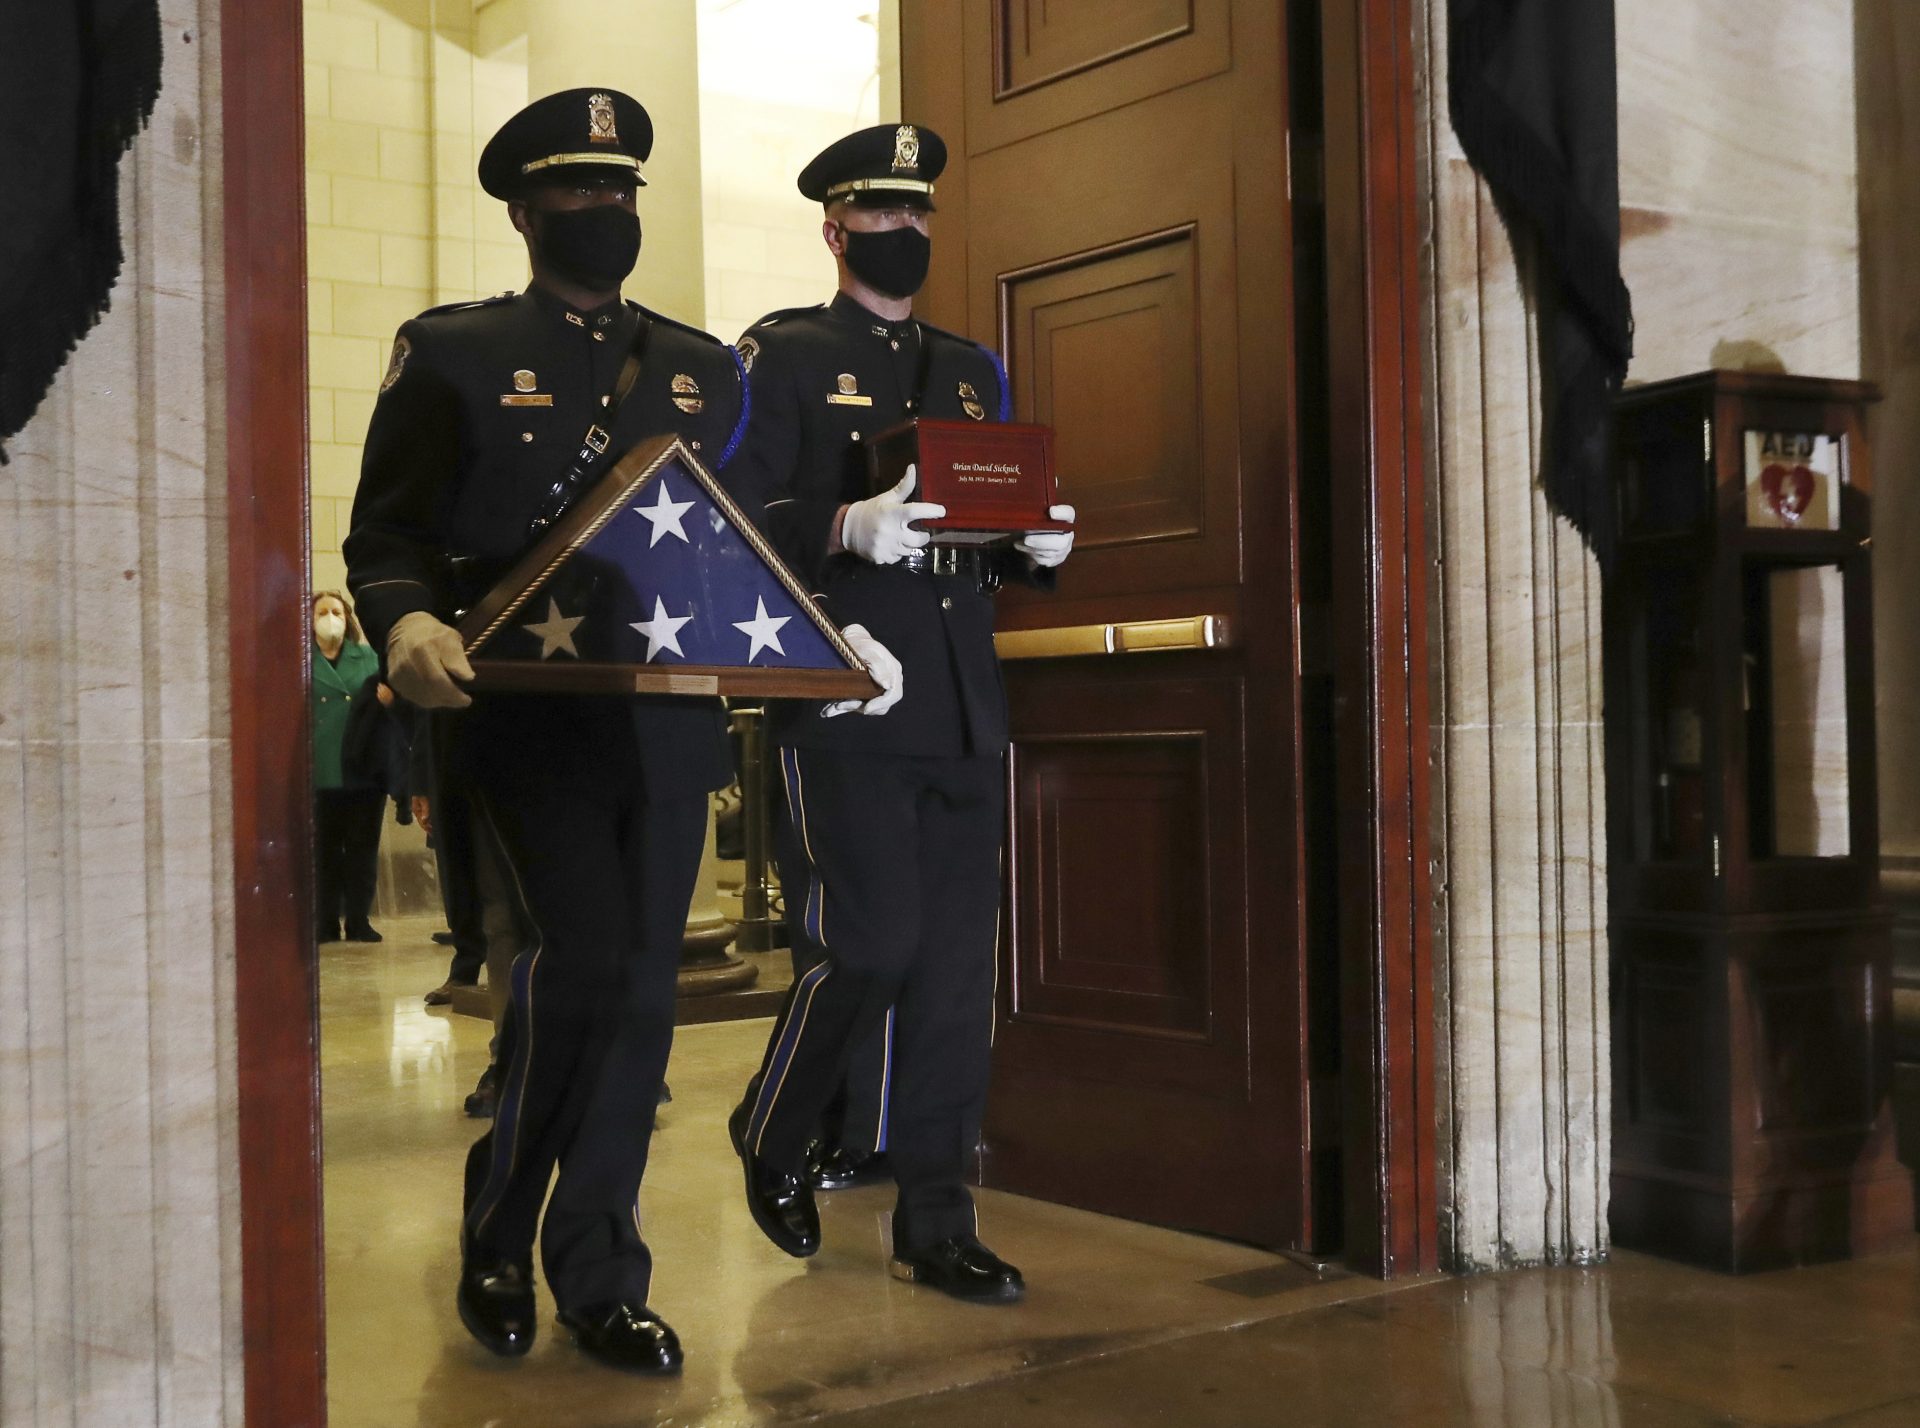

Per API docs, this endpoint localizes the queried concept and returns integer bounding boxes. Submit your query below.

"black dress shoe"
[316,923,341,944]
[457,1230,535,1356]
[806,1141,891,1192]
[431,929,456,945]
[557,1302,684,1375]
[890,1234,1025,1303]
[728,1100,819,1257]
[344,922,383,943]
[463,1063,498,1119]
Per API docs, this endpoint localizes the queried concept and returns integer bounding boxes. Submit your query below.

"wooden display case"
[1606,370,1912,1270]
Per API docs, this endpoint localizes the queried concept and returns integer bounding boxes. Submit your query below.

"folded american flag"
[458,436,875,699]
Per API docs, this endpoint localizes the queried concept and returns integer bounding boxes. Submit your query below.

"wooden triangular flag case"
[456,435,878,699]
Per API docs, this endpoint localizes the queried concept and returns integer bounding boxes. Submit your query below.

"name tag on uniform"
[500,393,554,407]
[827,373,872,407]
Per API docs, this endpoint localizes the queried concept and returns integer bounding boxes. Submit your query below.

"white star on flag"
[633,478,695,547]
[630,595,693,661]
[521,596,585,659]
[731,595,791,663]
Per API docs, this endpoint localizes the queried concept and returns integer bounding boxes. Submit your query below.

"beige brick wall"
[699,97,870,344]
[304,0,527,595]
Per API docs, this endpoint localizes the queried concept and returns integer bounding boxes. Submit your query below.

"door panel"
[908,0,1308,1250]
[980,83,1249,602]
[1003,672,1247,1082]
[965,0,1232,149]
[1008,226,1205,552]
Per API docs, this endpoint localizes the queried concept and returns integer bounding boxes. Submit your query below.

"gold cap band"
[824,177,934,200]
[519,152,648,182]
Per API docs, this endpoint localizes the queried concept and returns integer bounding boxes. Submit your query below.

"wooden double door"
[905,0,1340,1253]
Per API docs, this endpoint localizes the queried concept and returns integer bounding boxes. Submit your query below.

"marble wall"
[0,0,245,1421]
[1420,0,1860,1271]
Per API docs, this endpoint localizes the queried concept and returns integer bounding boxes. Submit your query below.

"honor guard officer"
[721,124,1076,1302]
[344,88,750,1373]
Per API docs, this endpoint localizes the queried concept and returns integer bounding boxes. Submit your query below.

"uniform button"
[601,395,610,407]
[593,331,606,342]
[691,440,702,450]
[890,340,899,350]
[941,596,953,610]
[851,431,861,441]
[521,432,533,442]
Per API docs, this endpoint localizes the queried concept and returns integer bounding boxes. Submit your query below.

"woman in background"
[312,590,385,943]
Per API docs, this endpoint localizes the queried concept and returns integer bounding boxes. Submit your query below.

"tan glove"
[822,624,904,718]
[386,611,474,709]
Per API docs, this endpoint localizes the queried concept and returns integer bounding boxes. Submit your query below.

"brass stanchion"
[730,704,786,953]
[677,789,758,997]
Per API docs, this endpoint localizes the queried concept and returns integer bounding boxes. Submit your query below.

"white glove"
[822,624,904,718]
[1015,504,1076,568]
[385,611,475,709]
[839,468,947,565]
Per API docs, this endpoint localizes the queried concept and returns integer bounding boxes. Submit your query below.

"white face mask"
[315,612,347,644]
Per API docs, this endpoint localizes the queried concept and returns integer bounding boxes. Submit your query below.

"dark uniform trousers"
[457,696,708,1308]
[345,286,746,1310]
[773,802,890,1156]
[749,748,1003,1248]
[723,292,1033,1252]
[419,725,486,985]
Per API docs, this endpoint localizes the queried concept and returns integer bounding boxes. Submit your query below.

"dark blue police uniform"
[722,284,1045,1261]
[346,149,747,1344]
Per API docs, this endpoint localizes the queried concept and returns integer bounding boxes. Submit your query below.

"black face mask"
[533,205,641,290]
[841,224,931,299]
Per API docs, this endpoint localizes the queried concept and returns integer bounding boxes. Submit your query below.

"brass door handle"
[993,614,1231,661]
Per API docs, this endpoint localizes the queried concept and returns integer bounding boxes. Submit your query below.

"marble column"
[0,0,244,1421]
[1416,0,1611,1271]
[525,0,708,327]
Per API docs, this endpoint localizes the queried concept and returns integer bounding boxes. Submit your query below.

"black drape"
[0,1,163,459]
[1449,0,1635,557]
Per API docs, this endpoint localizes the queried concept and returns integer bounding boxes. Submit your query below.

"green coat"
[312,639,380,789]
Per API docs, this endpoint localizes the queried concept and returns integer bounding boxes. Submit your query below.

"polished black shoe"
[456,1231,535,1356]
[805,1141,891,1192]
[557,1302,684,1375]
[316,923,341,944]
[431,929,456,945]
[344,922,384,943]
[463,1064,498,1119]
[890,1235,1025,1303]
[728,1100,819,1257]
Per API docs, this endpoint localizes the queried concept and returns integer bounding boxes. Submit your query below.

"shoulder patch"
[380,333,410,392]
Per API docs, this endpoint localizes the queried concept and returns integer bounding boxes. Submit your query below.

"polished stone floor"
[323,921,1920,1427]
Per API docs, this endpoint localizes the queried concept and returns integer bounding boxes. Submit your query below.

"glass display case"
[1605,371,1909,1271]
